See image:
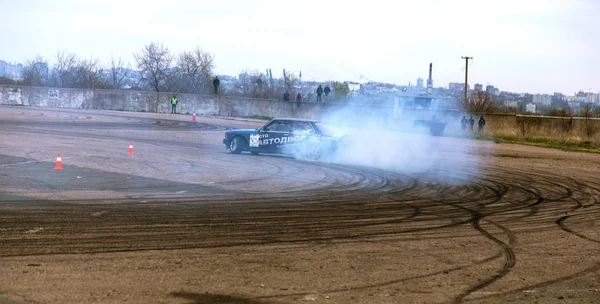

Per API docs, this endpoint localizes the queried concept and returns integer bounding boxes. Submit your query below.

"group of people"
[282,91,308,108]
[283,84,332,108]
[461,115,486,132]
[315,85,331,103]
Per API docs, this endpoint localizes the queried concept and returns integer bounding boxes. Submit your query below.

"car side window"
[291,121,315,134]
[263,121,291,132]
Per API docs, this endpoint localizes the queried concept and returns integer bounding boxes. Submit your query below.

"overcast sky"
[1,0,598,94]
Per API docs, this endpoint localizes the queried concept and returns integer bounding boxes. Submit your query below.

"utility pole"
[461,56,473,103]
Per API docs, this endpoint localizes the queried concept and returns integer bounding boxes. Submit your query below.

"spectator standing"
[468,115,475,131]
[212,76,220,96]
[283,91,290,102]
[316,85,323,103]
[324,85,331,102]
[171,95,178,114]
[295,92,302,108]
[478,116,486,132]
[460,115,467,132]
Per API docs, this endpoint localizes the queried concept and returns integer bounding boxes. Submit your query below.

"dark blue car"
[223,118,344,159]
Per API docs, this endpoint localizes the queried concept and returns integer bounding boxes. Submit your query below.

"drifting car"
[223,118,345,159]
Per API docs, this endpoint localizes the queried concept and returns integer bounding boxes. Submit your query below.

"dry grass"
[475,114,600,148]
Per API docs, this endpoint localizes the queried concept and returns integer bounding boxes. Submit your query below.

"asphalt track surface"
[0,105,599,304]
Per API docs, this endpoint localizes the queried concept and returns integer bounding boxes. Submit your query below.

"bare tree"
[22,56,49,86]
[232,70,276,98]
[250,71,267,98]
[107,55,130,89]
[73,57,109,90]
[461,90,498,113]
[234,69,254,96]
[52,50,78,87]
[134,42,174,93]
[171,47,215,94]
[282,71,300,95]
[581,103,599,138]
[232,69,300,99]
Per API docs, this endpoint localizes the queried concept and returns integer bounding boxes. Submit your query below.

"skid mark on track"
[1,110,600,303]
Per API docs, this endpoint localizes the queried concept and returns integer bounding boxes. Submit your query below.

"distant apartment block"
[584,92,599,104]
[474,83,483,91]
[505,100,518,108]
[485,85,500,96]
[564,95,588,103]
[526,103,536,113]
[532,94,551,106]
[0,60,23,79]
[448,82,469,92]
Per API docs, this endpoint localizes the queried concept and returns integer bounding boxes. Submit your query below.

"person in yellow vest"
[171,95,178,114]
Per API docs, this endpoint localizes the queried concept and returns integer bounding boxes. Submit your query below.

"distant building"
[505,100,518,108]
[526,103,536,113]
[416,77,424,89]
[485,85,495,95]
[33,62,49,76]
[569,102,581,115]
[584,92,596,104]
[0,60,6,77]
[448,82,469,92]
[532,94,550,105]
[474,83,483,91]
[346,82,361,92]
[0,60,23,79]
[564,95,587,103]
[541,94,551,105]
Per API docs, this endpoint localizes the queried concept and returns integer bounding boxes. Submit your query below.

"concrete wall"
[0,85,229,117]
[92,90,220,116]
[0,86,94,108]
[0,85,364,120]
[3,84,600,145]
[0,85,426,122]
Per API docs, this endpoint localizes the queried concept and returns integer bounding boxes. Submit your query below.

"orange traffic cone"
[128,142,134,155]
[192,112,197,122]
[54,153,63,170]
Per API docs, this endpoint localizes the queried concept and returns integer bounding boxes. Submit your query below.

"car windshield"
[315,122,346,137]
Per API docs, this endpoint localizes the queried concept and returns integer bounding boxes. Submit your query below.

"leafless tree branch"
[134,42,174,92]
[108,55,130,89]
[22,56,49,86]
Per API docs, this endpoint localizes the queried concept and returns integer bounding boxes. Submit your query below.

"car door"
[287,121,316,153]
[257,120,292,152]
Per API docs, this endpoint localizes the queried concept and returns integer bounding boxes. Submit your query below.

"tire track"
[2,108,600,303]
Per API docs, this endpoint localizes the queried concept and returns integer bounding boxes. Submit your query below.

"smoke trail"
[298,99,483,184]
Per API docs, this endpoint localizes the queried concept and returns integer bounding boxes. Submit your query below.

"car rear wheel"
[230,136,245,154]
[308,148,322,160]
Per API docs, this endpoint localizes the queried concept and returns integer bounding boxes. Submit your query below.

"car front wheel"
[230,136,245,154]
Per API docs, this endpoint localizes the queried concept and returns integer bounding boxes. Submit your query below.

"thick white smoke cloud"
[310,101,482,184]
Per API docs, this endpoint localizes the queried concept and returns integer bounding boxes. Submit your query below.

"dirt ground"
[0,106,599,304]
